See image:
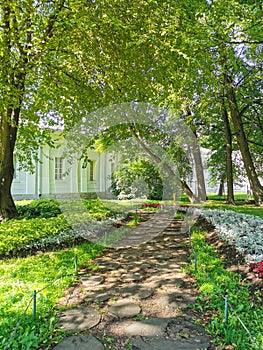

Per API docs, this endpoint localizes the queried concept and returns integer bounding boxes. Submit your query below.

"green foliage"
[111,160,163,200]
[17,199,61,218]
[188,228,263,349]
[0,215,69,257]
[0,199,122,257]
[82,199,121,220]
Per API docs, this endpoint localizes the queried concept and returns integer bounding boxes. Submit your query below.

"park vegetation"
[0,0,263,219]
[0,1,263,348]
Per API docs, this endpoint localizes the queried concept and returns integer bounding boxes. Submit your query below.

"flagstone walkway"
[54,211,212,349]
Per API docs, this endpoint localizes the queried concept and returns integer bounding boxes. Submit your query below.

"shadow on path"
[54,212,212,350]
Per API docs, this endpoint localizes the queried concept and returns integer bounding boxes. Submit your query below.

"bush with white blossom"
[201,209,263,263]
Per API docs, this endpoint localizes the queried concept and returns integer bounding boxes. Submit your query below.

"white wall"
[11,142,113,200]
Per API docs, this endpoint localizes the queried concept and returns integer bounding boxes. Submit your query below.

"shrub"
[1,199,123,257]
[0,215,69,256]
[17,199,61,218]
[111,160,163,200]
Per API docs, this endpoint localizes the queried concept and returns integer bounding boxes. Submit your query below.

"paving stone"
[131,336,209,350]
[57,306,101,332]
[140,263,153,269]
[121,273,143,282]
[81,276,104,287]
[169,293,197,309]
[153,253,173,260]
[108,299,141,318]
[166,319,211,348]
[84,292,111,303]
[123,317,172,336]
[135,288,154,299]
[127,318,210,350]
[53,335,104,350]
[55,214,211,349]
[106,276,121,283]
[119,284,140,297]
[126,265,141,272]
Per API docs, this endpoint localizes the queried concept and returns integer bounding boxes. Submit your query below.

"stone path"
[54,211,212,349]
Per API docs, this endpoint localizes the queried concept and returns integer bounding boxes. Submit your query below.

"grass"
[0,243,104,349]
[0,198,121,349]
[187,228,263,349]
[178,193,263,219]
[179,192,263,347]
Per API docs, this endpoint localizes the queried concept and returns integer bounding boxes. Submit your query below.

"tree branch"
[228,41,263,45]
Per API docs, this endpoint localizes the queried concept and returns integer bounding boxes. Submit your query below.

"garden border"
[186,211,263,350]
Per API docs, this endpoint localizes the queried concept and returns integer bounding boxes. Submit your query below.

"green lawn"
[0,243,103,349]
[188,228,263,349]
[0,198,117,349]
[203,193,263,219]
[178,193,263,219]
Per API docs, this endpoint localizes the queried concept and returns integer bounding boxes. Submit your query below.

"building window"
[90,160,96,181]
[55,157,64,180]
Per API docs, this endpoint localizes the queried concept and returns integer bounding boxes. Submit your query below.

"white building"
[12,141,115,201]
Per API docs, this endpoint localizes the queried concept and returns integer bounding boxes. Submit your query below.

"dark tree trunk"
[0,170,17,220]
[0,109,19,219]
[224,73,263,206]
[217,178,224,197]
[221,100,235,205]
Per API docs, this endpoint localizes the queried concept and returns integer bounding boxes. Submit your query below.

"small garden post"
[224,295,229,325]
[33,290,37,320]
[74,254,78,274]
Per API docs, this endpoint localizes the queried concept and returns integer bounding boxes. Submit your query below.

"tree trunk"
[221,100,235,205]
[0,169,17,220]
[217,177,224,196]
[0,109,19,219]
[192,144,207,202]
[183,110,207,202]
[224,73,263,206]
[134,132,200,203]
[181,180,200,204]
[0,3,27,219]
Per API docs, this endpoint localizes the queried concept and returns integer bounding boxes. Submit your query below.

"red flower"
[249,261,263,278]
[253,266,263,273]
[140,203,160,208]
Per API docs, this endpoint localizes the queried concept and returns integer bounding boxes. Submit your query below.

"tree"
[0,0,105,219]
[83,116,201,204]
[160,0,263,204]
[204,2,263,205]
[2,0,262,220]
[221,98,235,204]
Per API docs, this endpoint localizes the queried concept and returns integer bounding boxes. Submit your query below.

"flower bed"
[201,209,263,278]
[140,203,161,209]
